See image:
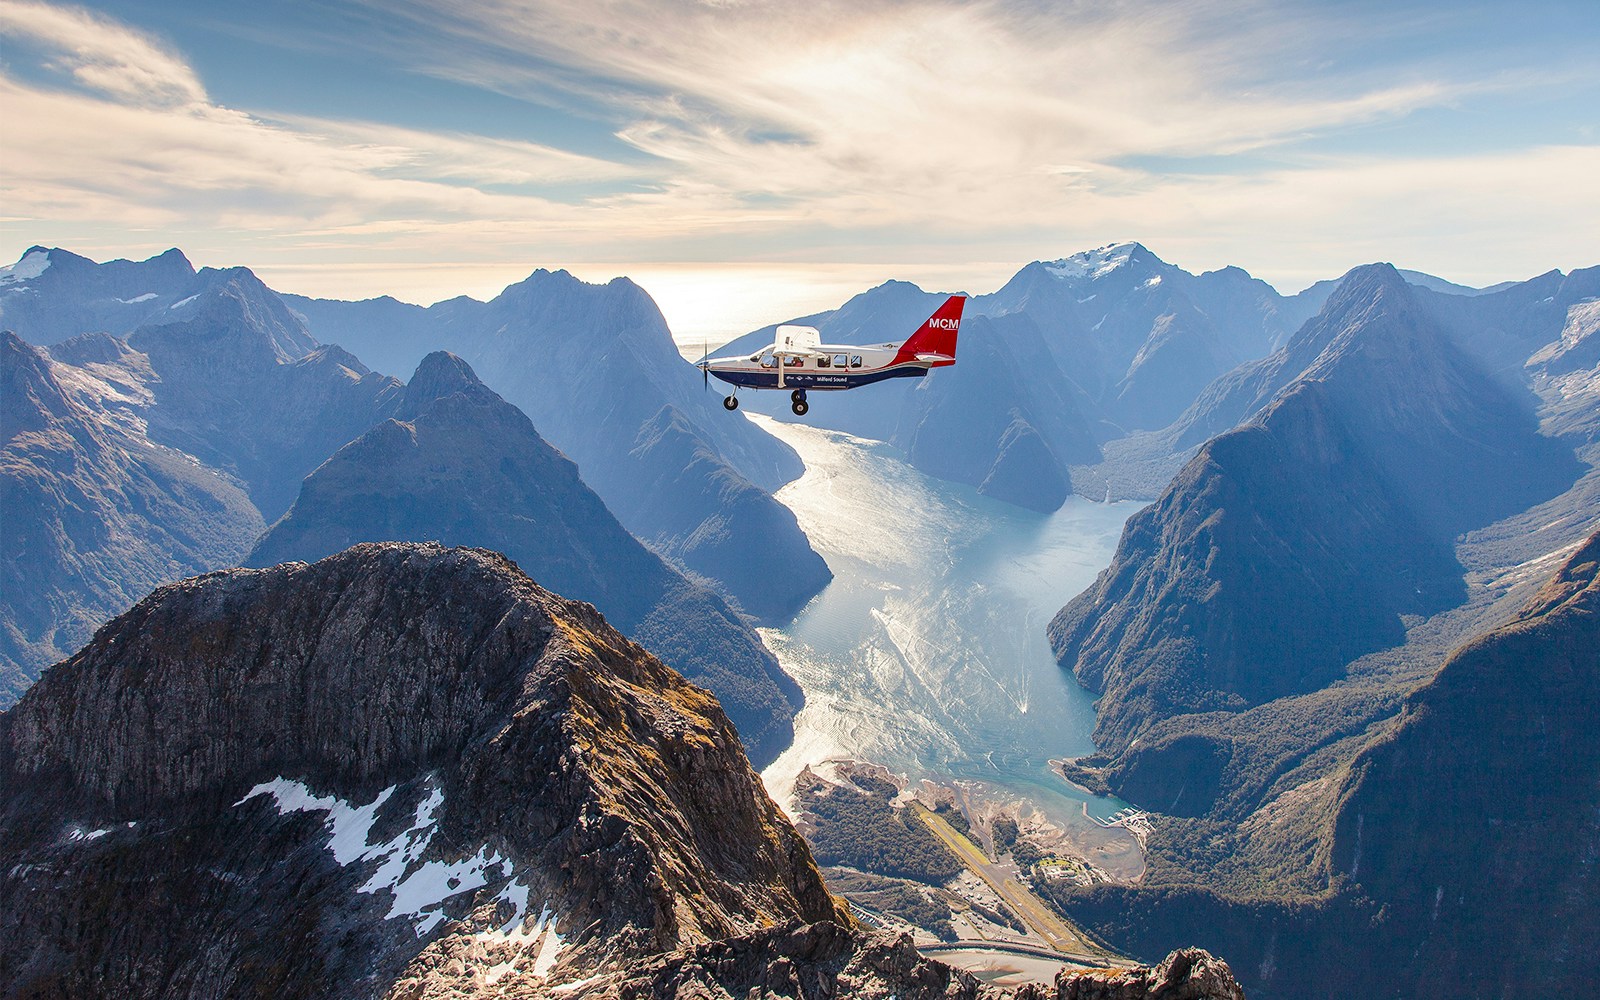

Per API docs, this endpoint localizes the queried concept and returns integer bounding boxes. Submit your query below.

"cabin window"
[850,355,863,368]
[817,356,831,368]
[759,354,777,368]
[785,356,803,367]
[833,354,849,368]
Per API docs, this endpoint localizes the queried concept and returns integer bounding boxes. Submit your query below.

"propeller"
[702,341,708,392]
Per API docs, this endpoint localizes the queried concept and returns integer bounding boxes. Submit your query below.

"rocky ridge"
[0,543,1242,999]
[0,543,843,997]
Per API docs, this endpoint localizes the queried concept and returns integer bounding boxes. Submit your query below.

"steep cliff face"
[1328,530,1600,997]
[1051,381,1465,769]
[0,543,845,997]
[1052,533,1600,1000]
[1054,265,1583,771]
[0,332,263,700]
[249,353,802,766]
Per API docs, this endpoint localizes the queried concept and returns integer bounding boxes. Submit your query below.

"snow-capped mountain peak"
[1043,242,1147,280]
[0,247,52,285]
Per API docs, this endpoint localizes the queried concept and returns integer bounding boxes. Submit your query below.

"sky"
[1,0,1597,342]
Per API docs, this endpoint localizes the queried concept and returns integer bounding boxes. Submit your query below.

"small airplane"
[698,295,965,416]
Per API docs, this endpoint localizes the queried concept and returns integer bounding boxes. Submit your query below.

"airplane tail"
[893,295,965,366]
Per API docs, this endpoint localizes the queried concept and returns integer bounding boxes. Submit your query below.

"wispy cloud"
[0,0,205,105]
[0,0,1594,315]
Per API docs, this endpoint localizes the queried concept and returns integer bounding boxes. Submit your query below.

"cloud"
[0,0,206,106]
[1,0,1594,310]
[0,4,640,247]
[343,0,1512,242]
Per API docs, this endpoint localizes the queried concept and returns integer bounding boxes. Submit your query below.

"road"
[910,802,1122,965]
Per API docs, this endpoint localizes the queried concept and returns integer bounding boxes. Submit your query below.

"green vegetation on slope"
[796,769,962,884]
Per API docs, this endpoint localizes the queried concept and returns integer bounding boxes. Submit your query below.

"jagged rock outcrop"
[0,543,846,998]
[1052,948,1244,1000]
[0,332,263,701]
[249,352,802,766]
[551,923,1243,999]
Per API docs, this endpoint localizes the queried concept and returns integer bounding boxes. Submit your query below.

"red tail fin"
[893,295,965,366]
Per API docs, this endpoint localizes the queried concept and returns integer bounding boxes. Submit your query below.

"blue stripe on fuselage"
[709,364,928,391]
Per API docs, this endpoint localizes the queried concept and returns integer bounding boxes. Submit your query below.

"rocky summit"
[0,542,1241,999]
[0,543,843,997]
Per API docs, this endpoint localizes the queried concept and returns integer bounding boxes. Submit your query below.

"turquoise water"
[753,417,1137,829]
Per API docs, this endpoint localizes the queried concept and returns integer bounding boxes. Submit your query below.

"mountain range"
[4,238,1595,999]
[1041,260,1598,997]
[0,249,809,767]
[281,271,830,621]
[1051,265,1582,763]
[1,247,830,623]
[714,243,1528,509]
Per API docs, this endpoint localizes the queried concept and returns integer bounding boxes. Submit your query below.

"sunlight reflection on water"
[752,416,1138,830]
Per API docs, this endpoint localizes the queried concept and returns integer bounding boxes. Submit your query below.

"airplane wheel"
[723,395,739,411]
[791,389,805,403]
[791,400,809,416]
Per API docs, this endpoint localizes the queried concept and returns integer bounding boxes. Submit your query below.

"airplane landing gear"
[723,395,739,411]
[791,389,805,403]
[790,389,809,417]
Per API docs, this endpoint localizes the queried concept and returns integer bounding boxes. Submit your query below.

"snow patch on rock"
[237,778,553,941]
[0,249,51,284]
[1045,243,1137,281]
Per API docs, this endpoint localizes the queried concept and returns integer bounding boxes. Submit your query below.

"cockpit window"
[759,354,777,368]
[850,355,863,368]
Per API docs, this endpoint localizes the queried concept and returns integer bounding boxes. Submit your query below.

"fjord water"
[754,416,1135,828]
